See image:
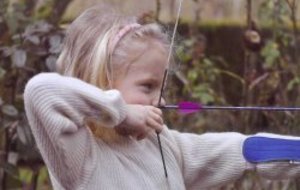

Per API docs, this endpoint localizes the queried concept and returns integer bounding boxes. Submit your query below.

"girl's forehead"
[113,40,169,80]
[130,47,168,71]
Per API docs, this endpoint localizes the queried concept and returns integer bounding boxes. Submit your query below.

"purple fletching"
[178,102,202,114]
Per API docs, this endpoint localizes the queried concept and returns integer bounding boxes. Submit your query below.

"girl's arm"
[24,73,127,189]
[168,130,300,189]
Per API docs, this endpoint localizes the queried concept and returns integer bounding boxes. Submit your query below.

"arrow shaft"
[162,105,300,111]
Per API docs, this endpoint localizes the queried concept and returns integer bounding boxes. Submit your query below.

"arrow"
[161,102,300,114]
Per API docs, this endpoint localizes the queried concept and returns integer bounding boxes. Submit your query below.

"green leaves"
[192,83,215,104]
[287,76,300,91]
[261,41,280,68]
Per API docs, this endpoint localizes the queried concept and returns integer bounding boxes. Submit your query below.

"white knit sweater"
[24,73,300,190]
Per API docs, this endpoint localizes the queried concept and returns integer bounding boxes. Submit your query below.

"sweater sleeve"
[169,131,300,189]
[24,73,127,189]
[169,131,248,189]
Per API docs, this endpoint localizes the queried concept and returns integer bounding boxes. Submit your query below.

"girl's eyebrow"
[138,77,161,85]
[139,77,158,83]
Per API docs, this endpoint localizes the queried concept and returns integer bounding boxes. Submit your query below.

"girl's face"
[113,44,167,106]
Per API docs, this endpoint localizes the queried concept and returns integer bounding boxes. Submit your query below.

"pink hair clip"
[109,23,141,53]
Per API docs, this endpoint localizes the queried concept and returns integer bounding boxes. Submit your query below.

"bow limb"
[156,0,184,179]
[158,0,183,105]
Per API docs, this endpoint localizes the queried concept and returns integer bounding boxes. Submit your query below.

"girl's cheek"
[122,88,153,105]
[135,94,152,105]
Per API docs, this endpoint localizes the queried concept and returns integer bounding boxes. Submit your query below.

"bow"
[156,0,184,179]
[155,0,300,179]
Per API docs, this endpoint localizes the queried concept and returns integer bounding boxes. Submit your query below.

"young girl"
[24,6,300,190]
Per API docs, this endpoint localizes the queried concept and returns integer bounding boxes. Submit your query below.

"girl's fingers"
[150,106,163,116]
[146,117,163,132]
[149,111,163,125]
[116,105,164,139]
[146,107,163,132]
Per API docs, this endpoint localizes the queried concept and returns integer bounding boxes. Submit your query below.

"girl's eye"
[141,83,154,92]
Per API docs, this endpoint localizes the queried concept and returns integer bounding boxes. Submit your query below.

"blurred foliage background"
[0,0,300,189]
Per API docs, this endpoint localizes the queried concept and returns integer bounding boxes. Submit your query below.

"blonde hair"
[56,5,171,140]
[57,5,170,89]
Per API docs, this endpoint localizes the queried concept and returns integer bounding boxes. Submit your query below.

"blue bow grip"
[243,136,300,163]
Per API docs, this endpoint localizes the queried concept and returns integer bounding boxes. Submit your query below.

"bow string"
[156,0,184,179]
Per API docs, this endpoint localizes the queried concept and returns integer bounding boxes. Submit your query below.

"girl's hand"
[115,104,164,140]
